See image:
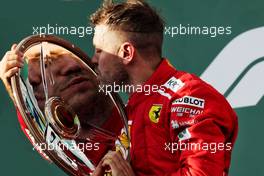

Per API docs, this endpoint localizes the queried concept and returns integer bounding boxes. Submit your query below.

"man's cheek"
[98,58,108,74]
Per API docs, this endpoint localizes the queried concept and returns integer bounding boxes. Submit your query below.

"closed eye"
[95,48,102,54]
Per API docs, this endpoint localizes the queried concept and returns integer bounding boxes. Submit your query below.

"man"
[90,0,238,176]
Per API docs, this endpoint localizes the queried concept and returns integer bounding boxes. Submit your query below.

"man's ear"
[118,42,135,65]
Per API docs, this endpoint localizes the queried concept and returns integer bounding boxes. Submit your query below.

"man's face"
[25,43,99,116]
[92,25,129,85]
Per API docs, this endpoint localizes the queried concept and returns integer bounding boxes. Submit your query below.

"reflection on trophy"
[10,35,129,176]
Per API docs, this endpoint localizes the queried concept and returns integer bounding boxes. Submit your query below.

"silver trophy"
[11,35,130,176]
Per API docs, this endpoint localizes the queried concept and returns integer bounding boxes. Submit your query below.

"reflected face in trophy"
[24,43,109,125]
[12,36,129,175]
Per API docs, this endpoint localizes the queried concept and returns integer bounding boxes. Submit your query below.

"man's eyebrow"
[31,52,41,58]
[93,42,102,49]
[27,50,70,60]
[25,52,40,61]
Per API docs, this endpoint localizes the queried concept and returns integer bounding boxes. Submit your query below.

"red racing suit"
[126,59,238,176]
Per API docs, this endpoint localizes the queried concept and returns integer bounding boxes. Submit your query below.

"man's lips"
[94,66,100,75]
[61,76,90,91]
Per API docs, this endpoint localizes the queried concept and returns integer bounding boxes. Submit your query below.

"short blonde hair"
[90,0,164,56]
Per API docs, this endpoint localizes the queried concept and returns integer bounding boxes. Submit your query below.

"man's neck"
[128,57,162,95]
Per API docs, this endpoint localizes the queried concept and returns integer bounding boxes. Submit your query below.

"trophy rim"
[10,34,129,176]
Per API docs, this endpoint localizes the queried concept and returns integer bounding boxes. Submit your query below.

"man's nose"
[91,55,98,64]
[28,65,42,86]
[60,61,81,75]
[28,72,42,86]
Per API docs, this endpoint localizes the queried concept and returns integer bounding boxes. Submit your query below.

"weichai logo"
[171,106,203,117]
[201,27,264,108]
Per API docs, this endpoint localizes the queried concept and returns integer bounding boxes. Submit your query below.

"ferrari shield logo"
[149,104,162,123]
